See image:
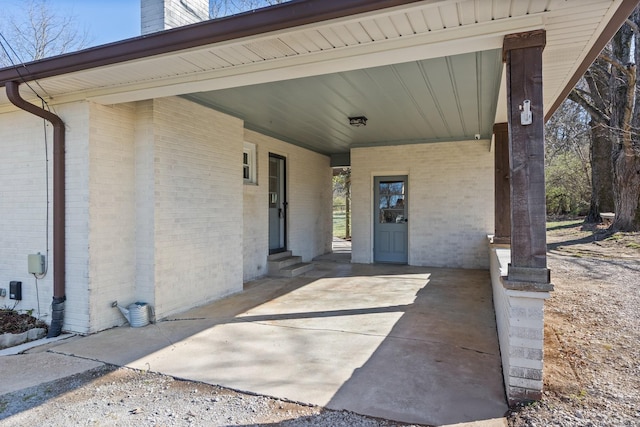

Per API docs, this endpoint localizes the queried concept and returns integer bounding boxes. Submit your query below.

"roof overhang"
[0,0,637,154]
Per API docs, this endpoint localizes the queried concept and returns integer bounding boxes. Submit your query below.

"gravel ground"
[0,365,418,426]
[508,225,640,426]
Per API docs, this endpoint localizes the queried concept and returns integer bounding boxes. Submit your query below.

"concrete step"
[267,251,292,261]
[274,262,314,278]
[267,255,302,275]
[269,255,302,269]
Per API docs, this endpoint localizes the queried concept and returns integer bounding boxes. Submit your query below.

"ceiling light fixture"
[348,116,368,127]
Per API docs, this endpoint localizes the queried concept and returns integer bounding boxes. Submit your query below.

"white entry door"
[374,176,408,263]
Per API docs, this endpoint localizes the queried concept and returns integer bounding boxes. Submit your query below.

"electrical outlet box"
[0,288,6,297]
[28,253,46,275]
[9,281,22,300]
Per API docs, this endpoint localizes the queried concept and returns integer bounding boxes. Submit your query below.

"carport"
[1,0,637,416]
[52,258,506,426]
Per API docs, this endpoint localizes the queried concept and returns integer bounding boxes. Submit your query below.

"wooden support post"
[503,30,552,290]
[493,122,510,244]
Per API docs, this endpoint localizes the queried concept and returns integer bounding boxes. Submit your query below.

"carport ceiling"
[185,49,502,156]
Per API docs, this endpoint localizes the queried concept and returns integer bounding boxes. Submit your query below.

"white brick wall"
[0,110,55,321]
[490,245,550,403]
[351,140,494,269]
[0,102,91,333]
[151,97,244,318]
[1,96,329,332]
[57,103,92,333]
[141,0,209,35]
[87,103,137,332]
[84,97,245,329]
[243,130,332,281]
[134,101,156,310]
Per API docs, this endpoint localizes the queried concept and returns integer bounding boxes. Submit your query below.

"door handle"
[278,208,283,218]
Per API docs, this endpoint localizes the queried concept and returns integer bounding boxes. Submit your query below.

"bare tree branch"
[569,90,610,123]
[0,0,90,66]
[599,52,632,73]
[626,18,640,36]
[211,0,290,17]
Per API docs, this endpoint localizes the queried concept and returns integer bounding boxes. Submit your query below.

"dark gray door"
[269,154,287,254]
[374,176,408,263]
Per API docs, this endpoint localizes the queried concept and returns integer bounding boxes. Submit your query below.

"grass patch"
[574,389,589,400]
[605,233,624,242]
[626,242,640,249]
[333,211,348,238]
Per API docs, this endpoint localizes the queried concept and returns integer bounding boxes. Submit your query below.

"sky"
[3,0,140,47]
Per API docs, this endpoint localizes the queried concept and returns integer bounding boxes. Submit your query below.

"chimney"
[141,0,209,35]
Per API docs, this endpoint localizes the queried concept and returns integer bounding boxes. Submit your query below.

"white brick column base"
[489,243,551,404]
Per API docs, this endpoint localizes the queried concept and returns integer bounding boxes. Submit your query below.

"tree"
[568,57,616,223]
[569,6,640,231]
[210,0,290,18]
[333,168,351,238]
[545,100,591,216]
[0,0,90,67]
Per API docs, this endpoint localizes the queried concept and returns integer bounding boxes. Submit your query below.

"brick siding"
[351,140,494,268]
[150,97,244,319]
[0,102,91,333]
[87,102,137,331]
[243,130,332,281]
[490,246,550,404]
[141,0,209,35]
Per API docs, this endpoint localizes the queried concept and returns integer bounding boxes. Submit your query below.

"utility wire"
[0,31,53,102]
[1,31,52,319]
[1,31,54,270]
[39,101,51,278]
[34,276,42,320]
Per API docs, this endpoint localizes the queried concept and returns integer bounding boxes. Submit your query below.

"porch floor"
[53,259,507,426]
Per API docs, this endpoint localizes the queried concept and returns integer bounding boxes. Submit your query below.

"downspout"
[6,81,65,338]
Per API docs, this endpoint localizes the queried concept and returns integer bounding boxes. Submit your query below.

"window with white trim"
[243,142,256,184]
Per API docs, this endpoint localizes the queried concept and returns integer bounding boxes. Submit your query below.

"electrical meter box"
[10,281,22,300]
[28,253,46,275]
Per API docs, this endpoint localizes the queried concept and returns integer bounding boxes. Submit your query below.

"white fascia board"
[87,14,544,105]
[542,0,625,112]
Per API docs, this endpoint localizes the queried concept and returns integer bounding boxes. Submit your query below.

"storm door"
[268,154,287,254]
[374,176,408,263]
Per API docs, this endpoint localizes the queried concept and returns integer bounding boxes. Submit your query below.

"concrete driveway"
[52,261,507,426]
